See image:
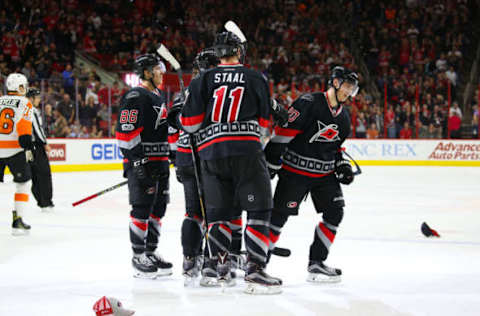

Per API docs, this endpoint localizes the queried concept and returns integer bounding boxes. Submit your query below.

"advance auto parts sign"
[428,142,480,160]
[47,144,66,161]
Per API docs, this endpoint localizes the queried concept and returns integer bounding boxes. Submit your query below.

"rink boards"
[9,138,479,173]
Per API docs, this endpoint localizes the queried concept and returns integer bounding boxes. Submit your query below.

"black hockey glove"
[271,99,288,127]
[167,96,184,129]
[132,157,154,189]
[335,159,354,185]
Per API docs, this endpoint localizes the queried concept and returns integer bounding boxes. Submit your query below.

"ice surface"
[1,166,479,316]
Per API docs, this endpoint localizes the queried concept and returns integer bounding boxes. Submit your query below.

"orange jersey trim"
[0,140,21,148]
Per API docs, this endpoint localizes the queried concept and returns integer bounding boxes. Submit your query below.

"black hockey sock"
[269,212,289,251]
[146,214,162,253]
[182,213,204,256]
[309,221,338,262]
[228,216,242,255]
[206,221,232,258]
[245,210,271,264]
[129,215,148,255]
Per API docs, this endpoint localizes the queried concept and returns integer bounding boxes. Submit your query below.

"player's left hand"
[335,159,354,185]
[25,150,34,163]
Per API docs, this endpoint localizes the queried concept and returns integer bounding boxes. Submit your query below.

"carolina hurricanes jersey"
[115,86,169,169]
[264,92,351,178]
[178,63,271,161]
[0,94,33,158]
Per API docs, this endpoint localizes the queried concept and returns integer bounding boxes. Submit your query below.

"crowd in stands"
[1,0,479,139]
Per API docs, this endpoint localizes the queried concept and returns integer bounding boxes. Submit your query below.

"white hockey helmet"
[6,73,28,93]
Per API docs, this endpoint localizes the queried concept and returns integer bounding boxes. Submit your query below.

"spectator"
[448,111,462,139]
[44,104,55,136]
[419,104,430,138]
[449,101,462,119]
[399,122,413,139]
[355,112,367,138]
[62,63,75,96]
[366,123,379,139]
[79,96,97,127]
[78,126,90,138]
[52,109,68,137]
[472,105,478,138]
[57,93,76,124]
[385,105,396,138]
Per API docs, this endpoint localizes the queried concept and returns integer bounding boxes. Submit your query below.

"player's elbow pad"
[18,135,33,150]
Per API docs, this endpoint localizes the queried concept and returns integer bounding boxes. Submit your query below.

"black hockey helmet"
[133,54,165,79]
[328,66,359,97]
[26,87,41,98]
[193,48,219,74]
[213,31,243,59]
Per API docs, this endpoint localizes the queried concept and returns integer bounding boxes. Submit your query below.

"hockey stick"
[157,44,212,258]
[224,21,247,43]
[343,150,362,176]
[72,180,128,207]
[240,246,291,258]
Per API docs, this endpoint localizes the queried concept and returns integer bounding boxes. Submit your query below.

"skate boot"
[228,252,246,279]
[132,253,157,279]
[244,261,282,295]
[146,252,173,276]
[12,211,31,236]
[199,256,219,287]
[217,252,235,287]
[307,260,342,283]
[183,255,200,286]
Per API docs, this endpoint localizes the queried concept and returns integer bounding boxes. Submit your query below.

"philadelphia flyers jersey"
[0,94,33,158]
[264,92,351,178]
[179,63,271,161]
[115,86,169,168]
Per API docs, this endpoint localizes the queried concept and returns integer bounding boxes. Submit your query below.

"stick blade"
[156,44,181,70]
[224,21,247,43]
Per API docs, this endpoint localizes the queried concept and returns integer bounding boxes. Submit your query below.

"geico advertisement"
[47,139,123,164]
[343,139,480,161]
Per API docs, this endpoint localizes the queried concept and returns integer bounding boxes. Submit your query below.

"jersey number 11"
[211,85,245,123]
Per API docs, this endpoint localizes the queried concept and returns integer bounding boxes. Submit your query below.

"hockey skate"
[146,252,173,277]
[217,252,235,288]
[132,253,157,279]
[12,211,30,236]
[244,261,282,295]
[40,205,55,213]
[229,252,246,278]
[199,257,220,287]
[183,255,201,286]
[307,261,342,283]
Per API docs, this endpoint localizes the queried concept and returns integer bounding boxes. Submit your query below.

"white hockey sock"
[14,181,30,217]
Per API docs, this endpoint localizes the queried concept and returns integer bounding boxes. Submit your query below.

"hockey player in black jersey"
[265,66,359,283]
[115,54,172,279]
[176,31,282,294]
[170,48,244,285]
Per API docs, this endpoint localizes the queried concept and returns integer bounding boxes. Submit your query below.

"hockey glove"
[132,157,153,189]
[271,99,289,127]
[25,150,34,163]
[167,96,184,129]
[335,159,354,185]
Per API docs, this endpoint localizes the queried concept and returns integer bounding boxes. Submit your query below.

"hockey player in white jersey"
[0,73,34,235]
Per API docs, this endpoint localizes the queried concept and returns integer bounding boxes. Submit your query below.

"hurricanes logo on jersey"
[309,121,340,143]
[153,103,167,129]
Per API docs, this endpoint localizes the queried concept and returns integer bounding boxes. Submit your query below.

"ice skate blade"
[218,277,236,288]
[12,228,30,236]
[133,270,157,279]
[307,273,341,283]
[156,268,173,277]
[199,276,220,287]
[244,283,282,295]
